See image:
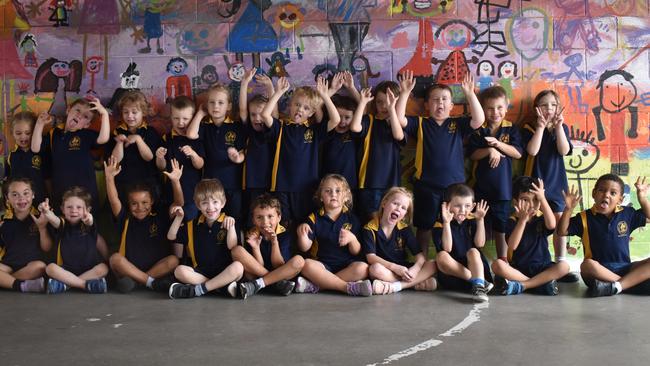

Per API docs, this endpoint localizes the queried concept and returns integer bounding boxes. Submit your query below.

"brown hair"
[170,95,196,114]
[207,83,232,103]
[250,193,282,217]
[479,85,508,105]
[11,111,37,130]
[61,186,93,210]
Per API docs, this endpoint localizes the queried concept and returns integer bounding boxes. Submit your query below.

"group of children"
[2,68,650,303]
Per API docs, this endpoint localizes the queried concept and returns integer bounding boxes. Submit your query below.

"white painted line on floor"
[86,318,101,322]
[367,302,489,366]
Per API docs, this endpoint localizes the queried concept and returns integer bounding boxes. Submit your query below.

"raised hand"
[242,67,257,85]
[359,88,374,105]
[88,96,108,116]
[441,201,454,223]
[155,147,167,160]
[330,72,345,92]
[514,199,535,222]
[38,198,52,215]
[398,69,416,94]
[460,72,476,96]
[36,112,54,126]
[223,216,235,230]
[103,155,122,178]
[170,205,184,218]
[316,76,329,97]
[246,230,263,249]
[163,158,183,181]
[276,77,290,94]
[31,211,49,228]
[474,200,490,220]
[82,211,93,226]
[386,88,398,109]
[562,184,581,211]
[338,228,356,247]
[635,176,649,198]
[530,179,546,201]
[535,107,549,129]
[342,71,356,91]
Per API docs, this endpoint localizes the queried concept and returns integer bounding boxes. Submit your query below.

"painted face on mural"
[478,61,493,76]
[168,61,187,76]
[51,61,71,77]
[228,63,245,82]
[499,62,516,79]
[85,57,102,74]
[441,23,471,49]
[510,8,549,61]
[121,73,140,89]
[567,136,600,175]
[276,3,304,29]
[600,73,636,113]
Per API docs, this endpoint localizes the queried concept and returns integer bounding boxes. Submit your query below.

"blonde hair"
[117,90,152,116]
[314,174,353,211]
[193,179,226,205]
[292,86,322,112]
[378,187,414,225]
[207,83,232,102]
[533,89,561,108]
[11,111,37,130]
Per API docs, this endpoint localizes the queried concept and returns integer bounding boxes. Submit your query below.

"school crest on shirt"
[304,129,314,143]
[217,229,227,242]
[341,132,352,143]
[31,155,42,169]
[149,223,158,237]
[499,134,510,144]
[448,121,457,134]
[342,223,352,231]
[617,221,628,236]
[69,136,81,150]
[225,131,237,146]
[29,222,39,235]
[396,236,405,250]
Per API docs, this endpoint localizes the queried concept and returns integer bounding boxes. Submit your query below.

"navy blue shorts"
[547,199,566,213]
[357,189,385,222]
[194,263,230,279]
[64,260,102,277]
[224,188,242,223]
[0,260,28,272]
[322,259,356,274]
[436,256,493,291]
[413,182,444,229]
[513,261,554,278]
[603,262,632,277]
[485,200,510,233]
[276,191,315,224]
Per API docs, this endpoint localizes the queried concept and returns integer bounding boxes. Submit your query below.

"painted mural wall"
[1,0,649,259]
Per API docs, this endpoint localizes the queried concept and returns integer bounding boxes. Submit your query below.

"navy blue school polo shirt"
[433,217,479,262]
[6,146,47,203]
[243,124,272,190]
[357,114,404,190]
[267,118,328,192]
[361,217,420,267]
[110,122,161,189]
[162,131,205,206]
[0,208,43,268]
[176,213,233,271]
[322,130,359,189]
[116,207,171,271]
[505,213,553,268]
[467,121,523,201]
[567,206,646,265]
[306,209,361,269]
[199,117,246,190]
[42,125,101,206]
[55,219,101,276]
[245,224,292,271]
[404,116,475,189]
[521,124,572,206]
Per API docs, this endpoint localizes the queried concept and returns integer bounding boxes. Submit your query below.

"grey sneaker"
[239,281,261,300]
[347,280,373,297]
[271,280,295,296]
[116,277,135,293]
[169,283,196,299]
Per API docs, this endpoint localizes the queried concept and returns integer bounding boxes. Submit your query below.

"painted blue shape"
[228,3,278,53]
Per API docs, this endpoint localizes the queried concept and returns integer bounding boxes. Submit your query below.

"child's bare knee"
[289,256,305,271]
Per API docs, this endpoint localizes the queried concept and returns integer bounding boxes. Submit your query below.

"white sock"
[255,278,266,289]
[556,255,566,262]
[614,281,622,294]
[391,281,402,292]
[146,276,154,289]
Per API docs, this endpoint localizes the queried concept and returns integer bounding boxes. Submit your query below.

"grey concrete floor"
[1,282,649,366]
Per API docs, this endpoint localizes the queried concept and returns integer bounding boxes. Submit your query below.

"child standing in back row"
[468,86,522,261]
[522,90,577,282]
[395,72,485,256]
[6,112,48,204]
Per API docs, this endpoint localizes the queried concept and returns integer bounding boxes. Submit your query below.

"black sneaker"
[494,276,508,295]
[587,279,617,297]
[271,280,295,296]
[558,272,580,283]
[534,280,559,296]
[116,277,135,293]
[151,277,174,293]
[169,283,196,299]
[239,281,261,300]
[471,284,489,302]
